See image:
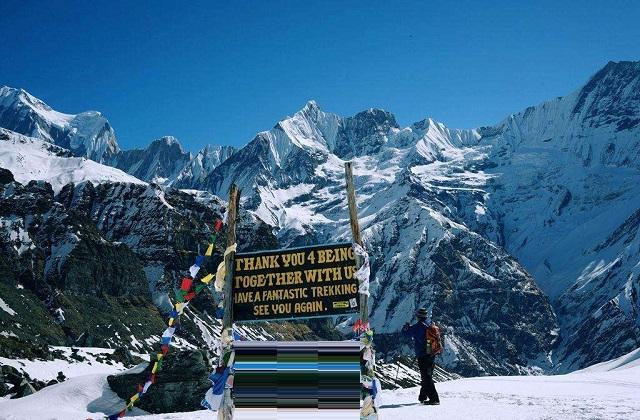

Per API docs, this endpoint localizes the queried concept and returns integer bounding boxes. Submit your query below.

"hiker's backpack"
[425,323,443,356]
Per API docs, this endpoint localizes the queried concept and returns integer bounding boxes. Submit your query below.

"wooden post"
[220,183,239,420]
[344,161,367,324]
[222,183,239,334]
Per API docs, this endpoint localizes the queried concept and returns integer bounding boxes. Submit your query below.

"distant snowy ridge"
[0,85,236,186]
[0,128,145,193]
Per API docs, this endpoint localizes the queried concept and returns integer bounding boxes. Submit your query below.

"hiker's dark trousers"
[418,355,439,402]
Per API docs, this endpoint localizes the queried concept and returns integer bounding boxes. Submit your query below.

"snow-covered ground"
[1,348,638,420]
[0,128,144,193]
[0,347,139,382]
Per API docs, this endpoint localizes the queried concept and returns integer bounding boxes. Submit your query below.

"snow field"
[1,352,638,419]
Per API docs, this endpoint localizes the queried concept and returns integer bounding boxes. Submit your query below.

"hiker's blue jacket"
[402,321,430,357]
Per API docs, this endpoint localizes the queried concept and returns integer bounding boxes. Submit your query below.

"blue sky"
[1,1,638,151]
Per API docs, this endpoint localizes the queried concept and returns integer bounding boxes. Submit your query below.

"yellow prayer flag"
[201,273,214,284]
[130,393,139,403]
[168,317,174,326]
[205,243,214,257]
[175,302,185,314]
[152,362,159,373]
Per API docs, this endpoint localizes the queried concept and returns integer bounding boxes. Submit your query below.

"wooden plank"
[344,161,368,324]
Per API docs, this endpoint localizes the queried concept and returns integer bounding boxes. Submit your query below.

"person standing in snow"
[402,307,442,405]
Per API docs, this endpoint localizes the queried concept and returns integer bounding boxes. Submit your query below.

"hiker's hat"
[416,307,429,319]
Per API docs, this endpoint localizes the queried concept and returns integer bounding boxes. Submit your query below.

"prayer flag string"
[105,218,224,420]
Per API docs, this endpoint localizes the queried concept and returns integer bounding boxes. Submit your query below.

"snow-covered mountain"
[0,86,120,162]
[1,60,638,377]
[197,61,640,373]
[109,138,236,187]
[109,136,192,185]
[0,132,329,368]
[200,101,559,375]
[473,61,640,371]
[172,144,236,189]
[0,86,235,187]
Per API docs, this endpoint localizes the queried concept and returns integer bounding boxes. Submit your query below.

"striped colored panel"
[233,341,360,411]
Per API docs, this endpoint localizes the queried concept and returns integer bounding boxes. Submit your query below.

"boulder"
[11,379,36,398]
[108,346,143,367]
[0,167,14,184]
[107,349,211,413]
[0,381,11,397]
[1,365,23,386]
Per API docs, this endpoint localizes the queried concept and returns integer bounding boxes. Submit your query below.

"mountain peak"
[411,117,436,131]
[302,100,320,112]
[149,135,185,152]
[158,135,179,145]
[352,107,399,129]
[572,60,640,131]
[294,100,325,124]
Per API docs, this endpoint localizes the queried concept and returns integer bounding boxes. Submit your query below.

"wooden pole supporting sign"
[344,161,368,324]
[219,183,239,420]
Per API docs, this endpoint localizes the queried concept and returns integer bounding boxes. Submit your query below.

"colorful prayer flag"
[195,255,205,267]
[180,277,193,291]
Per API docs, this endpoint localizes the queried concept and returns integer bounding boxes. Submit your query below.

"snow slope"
[0,374,147,419]
[0,128,145,193]
[577,346,640,372]
[1,351,638,420]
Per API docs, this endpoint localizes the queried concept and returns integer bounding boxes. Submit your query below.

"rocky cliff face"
[0,142,278,359]
[0,172,163,355]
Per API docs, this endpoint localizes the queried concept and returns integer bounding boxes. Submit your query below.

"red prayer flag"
[214,219,223,231]
[352,319,362,332]
[180,277,193,291]
[161,344,169,355]
[184,291,196,301]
